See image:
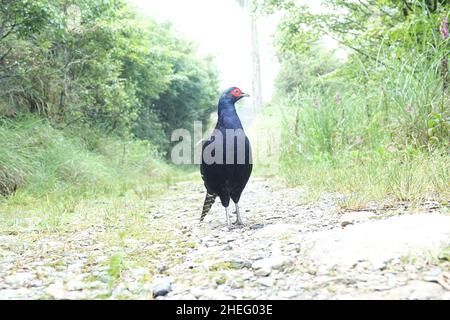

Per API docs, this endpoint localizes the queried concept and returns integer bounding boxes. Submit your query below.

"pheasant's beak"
[239,92,250,98]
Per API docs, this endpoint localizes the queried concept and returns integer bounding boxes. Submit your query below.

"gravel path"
[0,177,449,299]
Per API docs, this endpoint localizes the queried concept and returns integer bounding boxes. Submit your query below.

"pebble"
[157,264,169,273]
[151,278,172,298]
[251,255,293,272]
[46,281,67,299]
[252,224,300,239]
[5,272,35,287]
[240,270,254,281]
[66,279,85,291]
[129,268,149,279]
[227,279,243,289]
[0,288,31,299]
[423,267,442,283]
[254,267,272,277]
[250,224,265,230]
[257,278,275,287]
[279,290,300,299]
[339,211,376,226]
[228,259,252,269]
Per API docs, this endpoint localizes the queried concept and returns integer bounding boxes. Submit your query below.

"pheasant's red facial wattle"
[230,88,242,97]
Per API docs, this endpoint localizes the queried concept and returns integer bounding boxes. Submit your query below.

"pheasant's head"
[220,87,250,104]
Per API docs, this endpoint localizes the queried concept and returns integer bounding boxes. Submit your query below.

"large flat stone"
[300,213,450,268]
[252,223,302,239]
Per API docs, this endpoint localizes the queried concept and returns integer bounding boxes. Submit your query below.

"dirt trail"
[0,177,449,299]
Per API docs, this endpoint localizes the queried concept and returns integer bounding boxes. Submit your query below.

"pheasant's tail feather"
[200,193,216,222]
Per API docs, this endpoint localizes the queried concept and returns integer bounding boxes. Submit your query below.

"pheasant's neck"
[217,103,243,130]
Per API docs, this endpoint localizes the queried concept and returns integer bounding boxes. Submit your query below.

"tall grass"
[0,116,182,211]
[278,47,449,206]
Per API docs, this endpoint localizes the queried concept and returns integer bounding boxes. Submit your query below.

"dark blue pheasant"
[200,87,253,226]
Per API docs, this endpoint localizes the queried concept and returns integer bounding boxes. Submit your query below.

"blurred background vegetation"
[0,0,449,211]
[256,0,449,207]
[0,0,218,205]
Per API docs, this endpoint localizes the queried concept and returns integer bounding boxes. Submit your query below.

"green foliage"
[0,0,51,38]
[0,0,218,212]
[0,116,179,206]
[262,0,450,203]
[280,147,449,207]
[131,27,219,153]
[108,252,125,281]
[258,0,450,57]
[275,48,341,95]
[0,0,219,154]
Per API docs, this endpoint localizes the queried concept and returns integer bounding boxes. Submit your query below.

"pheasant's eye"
[230,88,242,97]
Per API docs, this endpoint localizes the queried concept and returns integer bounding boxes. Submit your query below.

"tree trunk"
[248,3,263,112]
[237,0,263,111]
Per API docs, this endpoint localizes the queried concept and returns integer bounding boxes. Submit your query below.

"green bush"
[0,116,177,203]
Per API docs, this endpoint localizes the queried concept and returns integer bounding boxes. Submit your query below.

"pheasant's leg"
[235,203,244,225]
[225,207,231,226]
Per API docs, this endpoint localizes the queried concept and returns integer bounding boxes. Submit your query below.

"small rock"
[257,278,274,287]
[341,221,353,228]
[190,288,204,299]
[199,289,233,300]
[111,283,129,298]
[381,280,444,299]
[0,288,30,299]
[372,261,386,270]
[315,293,329,300]
[339,211,376,226]
[66,279,85,291]
[229,259,252,269]
[214,275,227,285]
[250,224,264,230]
[219,235,237,244]
[437,272,450,291]
[240,270,254,280]
[130,268,149,279]
[187,262,198,270]
[227,279,243,289]
[204,240,217,248]
[151,278,172,298]
[252,259,270,270]
[86,281,103,289]
[252,256,293,272]
[279,290,299,299]
[253,224,300,239]
[423,267,442,283]
[5,272,35,287]
[46,281,67,299]
[67,262,84,272]
[157,264,169,273]
[408,281,444,299]
[270,256,294,270]
[271,271,284,280]
[254,267,272,277]
[288,243,302,254]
